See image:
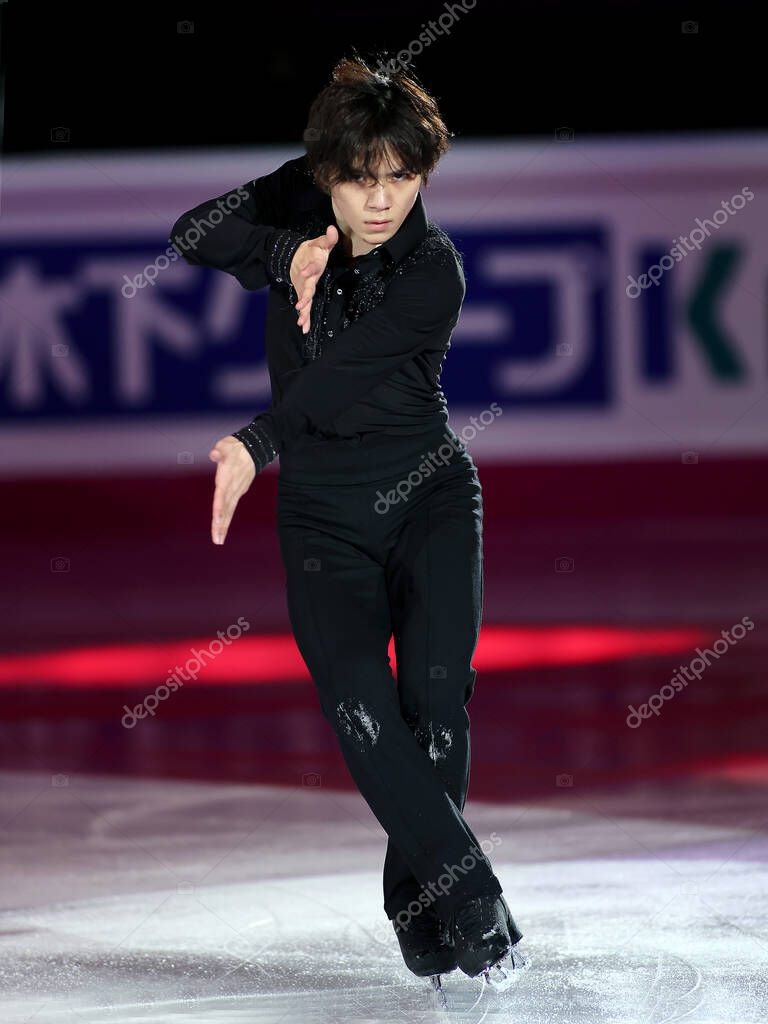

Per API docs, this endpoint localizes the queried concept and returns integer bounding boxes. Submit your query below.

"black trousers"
[276,444,504,923]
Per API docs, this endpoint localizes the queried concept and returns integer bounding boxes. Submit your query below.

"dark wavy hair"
[303,51,453,195]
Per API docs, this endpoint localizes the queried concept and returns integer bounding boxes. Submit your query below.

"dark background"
[4,0,766,155]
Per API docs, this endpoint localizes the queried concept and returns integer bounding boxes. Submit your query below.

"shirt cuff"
[265,228,308,303]
[232,413,280,473]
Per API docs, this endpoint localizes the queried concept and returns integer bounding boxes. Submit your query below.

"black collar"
[375,191,428,265]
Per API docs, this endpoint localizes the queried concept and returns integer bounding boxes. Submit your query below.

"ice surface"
[0,770,766,1023]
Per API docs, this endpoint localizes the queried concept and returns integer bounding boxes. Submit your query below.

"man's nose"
[366,183,391,211]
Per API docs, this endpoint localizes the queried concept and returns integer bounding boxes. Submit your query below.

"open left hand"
[291,224,338,334]
[208,435,256,545]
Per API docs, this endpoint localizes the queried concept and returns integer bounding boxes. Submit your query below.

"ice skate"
[478,937,530,991]
[448,893,524,978]
[391,903,458,986]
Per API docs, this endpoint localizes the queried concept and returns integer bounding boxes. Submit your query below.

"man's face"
[330,149,422,257]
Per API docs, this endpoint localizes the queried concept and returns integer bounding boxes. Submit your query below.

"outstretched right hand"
[290,225,338,335]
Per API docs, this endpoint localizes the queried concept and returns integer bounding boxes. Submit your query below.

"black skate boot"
[391,904,458,978]
[449,893,524,978]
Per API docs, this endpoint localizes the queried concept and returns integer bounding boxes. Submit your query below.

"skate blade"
[481,946,531,991]
[428,973,448,1009]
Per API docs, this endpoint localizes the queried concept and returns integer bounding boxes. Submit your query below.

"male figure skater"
[171,53,525,988]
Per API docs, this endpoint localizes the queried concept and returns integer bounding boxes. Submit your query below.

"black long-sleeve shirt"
[169,154,468,483]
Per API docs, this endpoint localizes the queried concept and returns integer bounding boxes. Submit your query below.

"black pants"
[276,445,504,923]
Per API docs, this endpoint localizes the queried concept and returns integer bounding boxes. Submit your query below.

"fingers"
[293,238,335,335]
[211,455,240,545]
[297,299,314,331]
[297,301,312,333]
[298,273,318,299]
[211,474,230,545]
[295,274,318,333]
[212,495,236,545]
[296,281,316,311]
[308,226,337,252]
[294,262,320,310]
